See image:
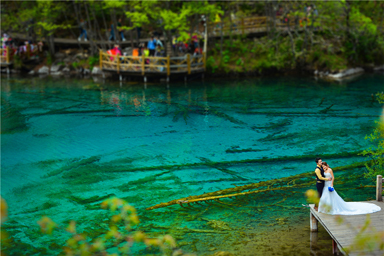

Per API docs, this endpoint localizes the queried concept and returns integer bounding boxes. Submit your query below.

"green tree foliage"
[361,92,384,181]
[125,0,221,54]
[1,1,383,71]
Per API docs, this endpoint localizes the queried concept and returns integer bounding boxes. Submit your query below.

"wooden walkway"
[309,175,384,256]
[9,15,383,47]
[208,16,297,37]
[9,16,297,48]
[11,32,146,47]
[310,202,384,256]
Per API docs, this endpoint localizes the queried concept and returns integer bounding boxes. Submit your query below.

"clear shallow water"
[1,74,383,255]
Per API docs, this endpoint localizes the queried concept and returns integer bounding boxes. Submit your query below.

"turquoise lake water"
[1,74,383,255]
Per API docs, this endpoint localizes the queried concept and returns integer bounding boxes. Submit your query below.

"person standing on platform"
[78,20,87,41]
[109,22,115,41]
[147,36,156,56]
[314,157,332,211]
[155,36,163,49]
[117,19,126,42]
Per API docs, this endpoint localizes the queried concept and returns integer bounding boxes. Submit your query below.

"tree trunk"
[220,13,224,61]
[84,2,97,55]
[164,1,172,57]
[111,8,120,42]
[72,2,83,51]
[126,6,134,49]
[301,12,309,57]
[100,2,111,49]
[91,5,106,50]
[45,31,55,56]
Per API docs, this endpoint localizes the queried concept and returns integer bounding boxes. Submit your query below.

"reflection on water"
[1,74,383,255]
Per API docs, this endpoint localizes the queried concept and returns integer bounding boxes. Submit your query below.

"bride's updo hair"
[322,161,329,167]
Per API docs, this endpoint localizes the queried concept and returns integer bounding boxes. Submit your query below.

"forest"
[1,0,384,74]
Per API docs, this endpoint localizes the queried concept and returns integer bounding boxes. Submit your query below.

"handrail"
[0,47,11,64]
[208,15,300,35]
[100,50,205,75]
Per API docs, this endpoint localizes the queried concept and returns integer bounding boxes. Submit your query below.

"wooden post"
[332,239,340,255]
[241,18,245,35]
[27,44,31,59]
[203,52,206,71]
[377,175,383,201]
[142,55,145,75]
[117,55,120,74]
[310,231,318,254]
[99,50,103,69]
[187,54,191,75]
[310,211,318,232]
[167,55,170,76]
[6,46,10,63]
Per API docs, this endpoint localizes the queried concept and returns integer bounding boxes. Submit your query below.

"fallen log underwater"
[146,160,371,210]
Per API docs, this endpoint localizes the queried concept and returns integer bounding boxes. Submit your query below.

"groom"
[314,157,332,211]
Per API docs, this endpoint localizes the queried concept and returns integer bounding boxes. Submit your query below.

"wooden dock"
[309,175,384,256]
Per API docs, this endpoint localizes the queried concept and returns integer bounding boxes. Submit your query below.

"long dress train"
[318,172,381,215]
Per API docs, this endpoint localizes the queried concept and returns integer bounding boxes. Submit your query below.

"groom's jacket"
[315,165,328,183]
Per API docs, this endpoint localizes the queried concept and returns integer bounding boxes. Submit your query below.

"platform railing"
[0,47,11,64]
[377,175,383,201]
[100,50,205,76]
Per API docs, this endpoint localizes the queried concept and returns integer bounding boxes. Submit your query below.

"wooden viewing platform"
[1,45,40,72]
[0,47,13,67]
[309,175,384,256]
[100,50,206,82]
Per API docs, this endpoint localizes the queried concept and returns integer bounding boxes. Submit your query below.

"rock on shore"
[315,68,365,81]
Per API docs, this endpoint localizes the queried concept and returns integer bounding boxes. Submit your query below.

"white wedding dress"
[318,172,381,215]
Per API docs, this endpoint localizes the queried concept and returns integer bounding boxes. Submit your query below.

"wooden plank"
[187,54,191,75]
[309,201,384,255]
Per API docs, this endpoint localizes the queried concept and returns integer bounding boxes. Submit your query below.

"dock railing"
[0,47,12,64]
[1,45,39,66]
[100,50,206,76]
[377,175,383,201]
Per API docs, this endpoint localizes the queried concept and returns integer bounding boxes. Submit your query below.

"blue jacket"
[148,39,157,50]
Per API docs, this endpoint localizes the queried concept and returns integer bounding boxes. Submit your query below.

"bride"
[318,162,381,215]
